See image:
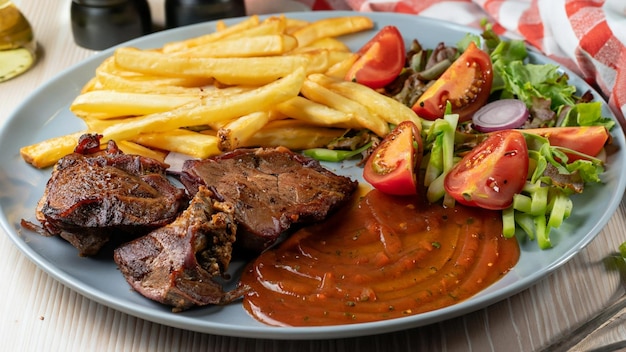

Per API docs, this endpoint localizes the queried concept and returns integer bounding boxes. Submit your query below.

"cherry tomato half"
[522,126,610,161]
[412,41,493,122]
[345,25,406,89]
[363,121,423,195]
[444,130,528,210]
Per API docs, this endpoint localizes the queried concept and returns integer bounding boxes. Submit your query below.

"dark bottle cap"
[71,0,152,50]
[72,0,129,6]
[165,0,246,29]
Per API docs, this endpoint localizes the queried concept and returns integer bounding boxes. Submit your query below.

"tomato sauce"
[240,188,520,326]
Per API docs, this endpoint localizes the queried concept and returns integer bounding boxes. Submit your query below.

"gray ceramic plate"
[1,11,624,340]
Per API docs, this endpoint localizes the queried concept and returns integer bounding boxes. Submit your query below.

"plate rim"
[2,11,625,340]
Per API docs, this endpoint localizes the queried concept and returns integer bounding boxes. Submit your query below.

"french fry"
[117,140,167,162]
[162,15,260,53]
[215,20,227,32]
[133,129,220,159]
[275,96,352,127]
[114,47,310,85]
[95,69,214,94]
[95,57,214,93]
[100,67,306,142]
[70,91,202,119]
[174,34,298,58]
[72,85,252,119]
[296,49,354,75]
[308,73,422,129]
[80,76,99,94]
[82,116,120,132]
[224,16,287,40]
[95,56,139,78]
[99,57,213,87]
[300,78,390,137]
[292,16,374,47]
[218,111,270,151]
[327,50,355,68]
[296,49,332,74]
[267,109,288,121]
[324,53,359,78]
[240,119,346,150]
[292,37,350,53]
[284,18,309,34]
[20,131,85,168]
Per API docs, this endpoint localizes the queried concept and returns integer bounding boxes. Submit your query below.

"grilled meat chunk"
[114,187,245,311]
[179,147,358,253]
[23,134,188,256]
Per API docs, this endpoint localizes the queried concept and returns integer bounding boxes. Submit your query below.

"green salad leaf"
[560,101,616,129]
[497,61,577,109]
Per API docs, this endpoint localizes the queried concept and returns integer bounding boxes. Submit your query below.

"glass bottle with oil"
[0,0,36,82]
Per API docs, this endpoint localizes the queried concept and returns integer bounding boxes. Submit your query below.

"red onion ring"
[472,99,530,132]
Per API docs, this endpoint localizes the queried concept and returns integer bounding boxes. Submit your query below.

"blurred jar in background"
[165,0,246,29]
[71,0,152,50]
[0,0,36,82]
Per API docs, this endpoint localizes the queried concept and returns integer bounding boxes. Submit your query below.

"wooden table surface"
[1,1,625,351]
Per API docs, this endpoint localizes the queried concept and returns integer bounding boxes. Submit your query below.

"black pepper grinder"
[165,0,246,29]
[71,0,152,50]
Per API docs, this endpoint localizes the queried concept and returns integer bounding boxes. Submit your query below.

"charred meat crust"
[28,134,188,256]
[179,146,358,254]
[114,186,247,312]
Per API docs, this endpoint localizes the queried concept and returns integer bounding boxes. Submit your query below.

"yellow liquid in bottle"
[0,0,36,82]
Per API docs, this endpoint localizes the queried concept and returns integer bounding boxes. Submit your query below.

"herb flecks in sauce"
[241,190,520,326]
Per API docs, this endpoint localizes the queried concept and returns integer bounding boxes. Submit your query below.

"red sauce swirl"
[241,189,520,326]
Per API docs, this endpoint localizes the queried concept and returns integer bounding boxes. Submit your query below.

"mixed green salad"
[305,23,616,249]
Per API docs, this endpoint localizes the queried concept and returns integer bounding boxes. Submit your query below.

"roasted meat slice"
[114,186,246,311]
[22,134,188,256]
[179,146,358,254]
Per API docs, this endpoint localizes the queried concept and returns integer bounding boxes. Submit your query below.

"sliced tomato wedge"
[412,41,493,122]
[522,126,610,161]
[345,25,406,89]
[444,130,528,210]
[363,121,423,195]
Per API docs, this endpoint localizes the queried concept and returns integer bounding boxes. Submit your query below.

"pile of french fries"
[20,14,420,169]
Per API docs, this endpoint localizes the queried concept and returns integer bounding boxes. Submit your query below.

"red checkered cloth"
[296,0,626,125]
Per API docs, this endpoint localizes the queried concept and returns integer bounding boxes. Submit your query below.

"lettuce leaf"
[497,61,577,109]
[559,101,616,129]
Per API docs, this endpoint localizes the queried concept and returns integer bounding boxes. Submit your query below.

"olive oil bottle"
[0,0,36,82]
